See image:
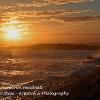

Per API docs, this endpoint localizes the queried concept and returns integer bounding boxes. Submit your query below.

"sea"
[0,48,98,89]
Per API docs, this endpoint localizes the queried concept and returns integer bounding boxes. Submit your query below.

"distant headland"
[5,43,100,50]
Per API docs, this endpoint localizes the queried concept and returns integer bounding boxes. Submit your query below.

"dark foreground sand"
[1,57,100,100]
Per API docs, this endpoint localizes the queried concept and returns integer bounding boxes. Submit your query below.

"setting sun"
[5,28,21,40]
[2,18,23,41]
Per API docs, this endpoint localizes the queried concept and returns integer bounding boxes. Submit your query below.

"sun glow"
[5,27,21,40]
[2,18,23,41]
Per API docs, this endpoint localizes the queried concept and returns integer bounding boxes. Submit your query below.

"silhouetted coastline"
[4,43,100,50]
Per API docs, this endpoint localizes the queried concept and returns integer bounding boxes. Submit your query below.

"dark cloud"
[54,15,100,23]
[48,0,95,4]
[0,0,95,9]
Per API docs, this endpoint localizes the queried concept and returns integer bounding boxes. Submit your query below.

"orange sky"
[0,0,100,46]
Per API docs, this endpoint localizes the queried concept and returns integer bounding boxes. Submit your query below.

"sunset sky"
[0,0,100,46]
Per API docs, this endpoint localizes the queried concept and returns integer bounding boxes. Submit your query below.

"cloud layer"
[0,0,95,9]
[0,0,99,27]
